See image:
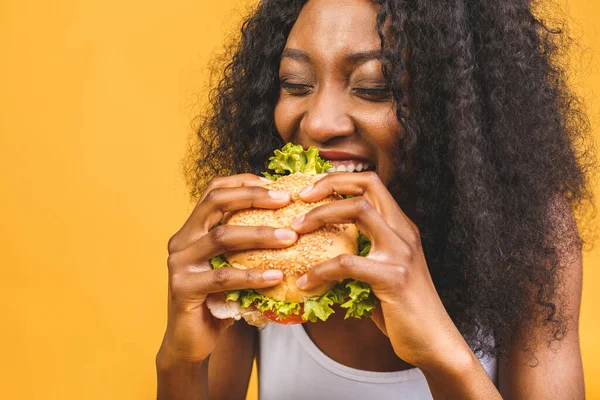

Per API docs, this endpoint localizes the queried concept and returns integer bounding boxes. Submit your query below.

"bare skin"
[157,0,584,398]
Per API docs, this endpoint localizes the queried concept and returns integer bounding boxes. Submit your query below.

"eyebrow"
[281,48,384,64]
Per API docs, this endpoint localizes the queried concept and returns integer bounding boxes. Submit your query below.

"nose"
[299,87,355,142]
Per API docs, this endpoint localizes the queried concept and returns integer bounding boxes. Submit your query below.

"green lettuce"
[210,254,230,269]
[224,287,303,319]
[225,290,240,302]
[302,286,346,323]
[254,295,302,318]
[262,143,333,180]
[358,232,372,257]
[209,253,376,322]
[237,290,261,309]
[340,280,377,319]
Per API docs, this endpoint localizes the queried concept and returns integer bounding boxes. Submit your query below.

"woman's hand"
[290,172,473,372]
[157,174,299,366]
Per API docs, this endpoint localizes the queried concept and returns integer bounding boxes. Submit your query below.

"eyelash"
[353,87,392,100]
[279,81,311,95]
[279,81,392,101]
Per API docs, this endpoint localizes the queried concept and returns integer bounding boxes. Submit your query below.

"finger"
[298,172,419,243]
[169,184,290,253]
[299,171,392,208]
[170,174,271,254]
[198,174,271,203]
[290,196,399,253]
[171,225,298,267]
[198,186,291,232]
[295,254,396,292]
[200,266,285,293]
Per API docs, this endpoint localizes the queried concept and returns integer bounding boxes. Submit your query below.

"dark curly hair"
[185,0,597,360]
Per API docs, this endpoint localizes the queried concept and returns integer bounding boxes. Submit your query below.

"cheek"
[364,107,403,149]
[364,108,403,184]
[274,99,301,142]
[383,112,403,146]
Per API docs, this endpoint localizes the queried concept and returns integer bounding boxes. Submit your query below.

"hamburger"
[207,143,375,326]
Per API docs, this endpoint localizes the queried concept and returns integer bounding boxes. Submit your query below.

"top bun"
[223,173,358,303]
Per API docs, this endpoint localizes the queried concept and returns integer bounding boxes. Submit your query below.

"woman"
[157,0,596,398]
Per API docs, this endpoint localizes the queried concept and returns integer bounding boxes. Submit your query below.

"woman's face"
[274,0,403,185]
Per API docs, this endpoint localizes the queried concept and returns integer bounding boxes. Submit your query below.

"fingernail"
[268,190,289,200]
[296,274,307,289]
[299,184,314,196]
[259,177,273,183]
[263,270,283,281]
[274,228,296,241]
[290,214,305,230]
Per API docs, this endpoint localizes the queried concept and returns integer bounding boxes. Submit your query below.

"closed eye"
[280,81,312,96]
[353,87,392,101]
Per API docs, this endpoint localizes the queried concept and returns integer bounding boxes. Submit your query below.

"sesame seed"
[223,173,357,276]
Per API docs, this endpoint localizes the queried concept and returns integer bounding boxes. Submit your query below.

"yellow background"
[0,1,598,399]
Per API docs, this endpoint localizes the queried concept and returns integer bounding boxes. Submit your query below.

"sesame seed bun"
[223,173,359,303]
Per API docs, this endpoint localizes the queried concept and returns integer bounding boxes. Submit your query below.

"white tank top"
[258,323,497,400]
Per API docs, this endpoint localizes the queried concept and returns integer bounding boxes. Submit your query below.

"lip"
[318,150,371,163]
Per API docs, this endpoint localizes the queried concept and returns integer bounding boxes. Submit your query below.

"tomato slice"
[262,309,305,325]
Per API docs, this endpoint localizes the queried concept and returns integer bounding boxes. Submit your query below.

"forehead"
[286,0,382,55]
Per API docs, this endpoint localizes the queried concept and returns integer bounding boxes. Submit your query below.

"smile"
[325,160,375,173]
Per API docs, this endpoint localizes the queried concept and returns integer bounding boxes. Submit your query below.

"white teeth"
[325,162,372,173]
